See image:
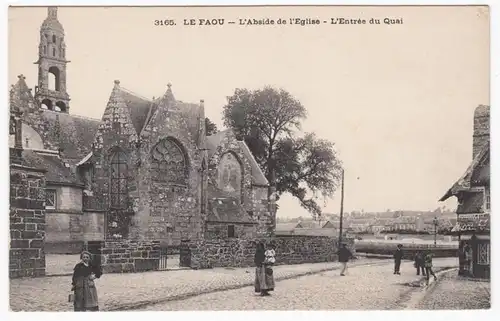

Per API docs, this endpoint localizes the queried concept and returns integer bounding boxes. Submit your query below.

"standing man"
[393,244,404,275]
[337,243,353,276]
[414,250,426,276]
[424,250,438,284]
[463,243,474,277]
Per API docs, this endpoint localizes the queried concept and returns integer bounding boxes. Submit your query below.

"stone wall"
[356,243,458,259]
[100,240,161,273]
[9,164,47,278]
[252,185,274,235]
[183,236,354,269]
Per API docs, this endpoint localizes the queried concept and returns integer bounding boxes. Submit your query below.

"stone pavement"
[10,258,386,311]
[415,270,490,310]
[137,258,458,311]
[10,257,457,312]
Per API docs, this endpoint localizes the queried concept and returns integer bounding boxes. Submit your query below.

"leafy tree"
[205,117,218,136]
[222,86,342,218]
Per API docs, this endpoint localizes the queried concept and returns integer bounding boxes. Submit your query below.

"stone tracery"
[151,138,188,185]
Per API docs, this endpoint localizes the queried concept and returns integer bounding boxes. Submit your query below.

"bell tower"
[34,7,71,113]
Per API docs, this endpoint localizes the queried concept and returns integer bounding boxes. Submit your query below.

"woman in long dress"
[254,242,275,296]
[71,251,102,311]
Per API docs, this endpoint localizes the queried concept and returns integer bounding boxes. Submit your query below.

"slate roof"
[276,223,302,231]
[206,130,230,157]
[22,150,83,186]
[456,191,485,214]
[117,86,204,142]
[118,87,154,135]
[297,221,323,229]
[440,144,490,201]
[41,110,100,163]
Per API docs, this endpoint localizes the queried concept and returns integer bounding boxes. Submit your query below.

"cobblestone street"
[415,271,490,310]
[137,258,457,311]
[10,258,458,311]
[10,258,387,311]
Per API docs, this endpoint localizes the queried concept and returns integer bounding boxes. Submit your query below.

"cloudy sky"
[8,6,489,218]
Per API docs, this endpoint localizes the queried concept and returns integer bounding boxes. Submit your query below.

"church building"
[9,7,275,255]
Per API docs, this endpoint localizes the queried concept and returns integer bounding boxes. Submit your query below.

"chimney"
[472,105,490,159]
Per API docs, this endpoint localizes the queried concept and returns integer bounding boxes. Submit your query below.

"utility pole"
[433,216,438,246]
[338,168,345,246]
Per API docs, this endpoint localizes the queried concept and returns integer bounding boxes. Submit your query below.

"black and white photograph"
[5,2,493,315]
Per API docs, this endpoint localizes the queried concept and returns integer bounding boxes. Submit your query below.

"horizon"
[8,6,489,218]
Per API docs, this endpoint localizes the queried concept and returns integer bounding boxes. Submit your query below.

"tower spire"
[48,6,58,18]
[34,6,70,113]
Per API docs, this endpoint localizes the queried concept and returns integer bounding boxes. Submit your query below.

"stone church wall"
[133,94,205,245]
[183,236,353,269]
[251,186,274,235]
[9,165,47,278]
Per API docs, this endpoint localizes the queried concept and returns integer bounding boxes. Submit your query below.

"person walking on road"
[393,244,404,275]
[463,243,474,277]
[71,250,102,311]
[414,251,426,276]
[254,242,275,296]
[424,250,438,284]
[337,243,353,276]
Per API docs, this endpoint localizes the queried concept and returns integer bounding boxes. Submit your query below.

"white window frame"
[46,189,57,209]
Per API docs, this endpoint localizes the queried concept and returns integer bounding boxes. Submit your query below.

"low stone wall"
[356,244,458,259]
[184,236,354,269]
[100,240,161,273]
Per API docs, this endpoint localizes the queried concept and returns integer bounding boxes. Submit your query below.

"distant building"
[321,220,336,228]
[275,222,304,235]
[440,105,490,279]
[274,219,338,237]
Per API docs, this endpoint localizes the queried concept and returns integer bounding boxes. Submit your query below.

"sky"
[8,6,489,218]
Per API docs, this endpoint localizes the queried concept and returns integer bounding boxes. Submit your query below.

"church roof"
[118,87,154,135]
[114,84,204,142]
[22,150,83,186]
[41,110,100,163]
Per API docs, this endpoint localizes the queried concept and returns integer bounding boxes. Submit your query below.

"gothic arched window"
[109,149,128,209]
[151,138,188,185]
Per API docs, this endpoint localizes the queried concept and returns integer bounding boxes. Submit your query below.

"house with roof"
[275,222,304,235]
[439,105,490,279]
[9,7,274,254]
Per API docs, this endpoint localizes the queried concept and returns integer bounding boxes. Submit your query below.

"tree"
[222,86,342,218]
[205,117,218,136]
